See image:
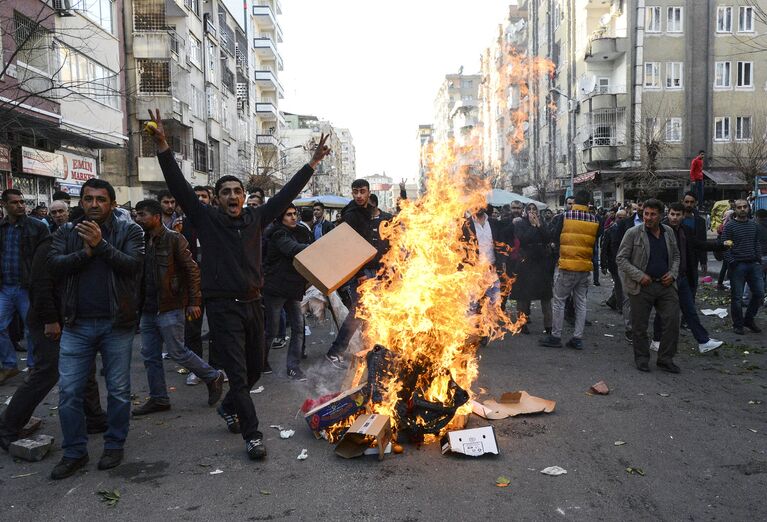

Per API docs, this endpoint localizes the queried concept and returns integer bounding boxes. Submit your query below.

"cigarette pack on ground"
[303,384,369,432]
[293,222,377,295]
[441,426,499,457]
[335,414,392,461]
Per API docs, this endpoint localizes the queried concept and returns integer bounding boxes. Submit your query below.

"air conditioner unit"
[53,0,76,16]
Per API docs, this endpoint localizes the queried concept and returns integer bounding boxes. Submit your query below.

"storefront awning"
[573,171,597,184]
[703,170,747,186]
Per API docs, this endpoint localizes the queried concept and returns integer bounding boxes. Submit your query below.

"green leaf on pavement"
[495,476,511,487]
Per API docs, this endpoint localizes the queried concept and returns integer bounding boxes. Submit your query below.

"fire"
[345,139,525,440]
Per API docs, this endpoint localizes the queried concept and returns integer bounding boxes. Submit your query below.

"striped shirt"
[722,218,761,264]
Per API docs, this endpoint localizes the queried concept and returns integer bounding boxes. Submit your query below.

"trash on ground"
[658,393,670,397]
[701,308,728,318]
[440,426,498,457]
[209,469,224,475]
[259,490,270,496]
[297,449,308,460]
[603,333,615,338]
[392,443,404,454]
[250,386,264,394]
[303,384,368,433]
[97,489,121,507]
[590,381,609,395]
[495,475,511,487]
[335,414,391,461]
[541,466,567,476]
[748,400,762,405]
[176,368,189,375]
[279,429,295,439]
[625,467,645,476]
[614,440,626,446]
[473,391,556,419]
[10,472,38,479]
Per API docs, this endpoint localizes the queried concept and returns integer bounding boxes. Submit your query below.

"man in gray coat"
[616,199,681,373]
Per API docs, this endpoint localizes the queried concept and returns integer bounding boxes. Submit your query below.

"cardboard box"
[303,384,369,432]
[440,426,499,457]
[293,222,377,295]
[335,414,392,461]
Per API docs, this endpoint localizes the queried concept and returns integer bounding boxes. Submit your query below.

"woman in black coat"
[510,203,554,334]
[263,204,313,381]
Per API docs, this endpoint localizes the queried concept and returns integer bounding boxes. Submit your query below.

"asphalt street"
[0,276,765,521]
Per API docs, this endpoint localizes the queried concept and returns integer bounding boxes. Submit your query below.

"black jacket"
[663,218,724,286]
[157,149,314,299]
[0,215,50,288]
[48,211,145,328]
[339,201,392,273]
[682,212,708,267]
[27,237,60,329]
[263,223,312,300]
[141,227,202,313]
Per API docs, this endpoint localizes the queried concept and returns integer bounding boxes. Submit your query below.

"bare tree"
[721,112,767,194]
[631,96,680,199]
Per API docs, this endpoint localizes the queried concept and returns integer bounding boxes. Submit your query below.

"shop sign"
[21,147,65,178]
[59,151,98,184]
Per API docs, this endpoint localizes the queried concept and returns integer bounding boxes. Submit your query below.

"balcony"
[255,70,284,98]
[253,5,278,30]
[257,134,280,148]
[256,102,280,121]
[133,32,172,59]
[253,38,283,69]
[584,145,618,164]
[585,37,626,63]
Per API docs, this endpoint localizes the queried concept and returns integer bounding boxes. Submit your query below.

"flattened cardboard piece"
[293,223,377,295]
[440,426,499,457]
[303,384,368,432]
[335,414,392,461]
[474,391,556,419]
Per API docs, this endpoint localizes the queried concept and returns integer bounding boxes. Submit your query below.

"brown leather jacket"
[142,227,201,313]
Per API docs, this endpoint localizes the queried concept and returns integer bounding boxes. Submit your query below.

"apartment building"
[432,72,481,147]
[364,173,395,211]
[335,127,356,195]
[105,0,284,203]
[0,0,127,205]
[521,0,765,207]
[416,124,433,194]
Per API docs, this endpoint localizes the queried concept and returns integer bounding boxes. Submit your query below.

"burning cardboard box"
[303,384,369,433]
[440,426,498,457]
[293,223,377,295]
[335,414,392,461]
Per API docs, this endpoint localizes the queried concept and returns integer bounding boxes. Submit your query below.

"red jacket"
[690,156,704,182]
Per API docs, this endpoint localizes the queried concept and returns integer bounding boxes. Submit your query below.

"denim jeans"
[328,269,376,356]
[0,285,33,368]
[653,276,709,344]
[263,294,304,372]
[58,319,134,459]
[551,270,590,339]
[140,309,219,401]
[691,181,704,208]
[729,261,765,328]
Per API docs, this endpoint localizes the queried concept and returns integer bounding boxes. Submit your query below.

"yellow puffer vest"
[558,204,599,272]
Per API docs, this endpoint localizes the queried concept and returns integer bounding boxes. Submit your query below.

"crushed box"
[303,384,369,432]
[440,426,499,457]
[335,414,392,461]
[293,222,377,295]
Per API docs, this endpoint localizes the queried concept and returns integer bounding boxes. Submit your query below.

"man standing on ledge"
[689,151,705,209]
[147,110,330,460]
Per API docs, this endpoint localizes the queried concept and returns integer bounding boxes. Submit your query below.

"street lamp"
[548,88,578,198]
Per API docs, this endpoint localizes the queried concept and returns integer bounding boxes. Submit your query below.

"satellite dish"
[579,76,597,95]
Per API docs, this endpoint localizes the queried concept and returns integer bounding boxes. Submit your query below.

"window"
[644,62,660,88]
[665,118,682,142]
[736,116,752,141]
[133,0,167,31]
[667,7,683,32]
[715,117,731,141]
[461,80,473,89]
[191,85,204,118]
[14,13,53,74]
[739,6,754,32]
[71,0,114,34]
[193,139,207,172]
[185,0,200,16]
[715,61,731,88]
[206,88,219,121]
[646,6,661,33]
[717,6,732,33]
[188,34,201,68]
[206,40,216,83]
[136,59,170,94]
[597,77,610,94]
[737,61,753,88]
[666,62,683,89]
[57,45,119,109]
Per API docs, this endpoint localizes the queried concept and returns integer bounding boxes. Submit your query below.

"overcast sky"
[238,0,511,183]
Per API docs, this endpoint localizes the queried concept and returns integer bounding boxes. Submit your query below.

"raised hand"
[147,108,169,153]
[309,133,332,169]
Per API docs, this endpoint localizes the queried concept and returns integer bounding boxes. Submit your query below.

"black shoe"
[734,326,745,335]
[217,405,240,434]
[636,361,650,372]
[263,363,273,375]
[566,337,583,350]
[544,327,552,335]
[50,455,89,480]
[625,331,633,343]
[132,398,171,416]
[246,438,267,460]
[97,449,123,470]
[0,433,16,452]
[593,281,600,286]
[287,368,308,382]
[744,321,762,333]
[538,335,562,348]
[585,319,593,326]
[271,338,287,350]
[206,371,225,406]
[657,360,681,374]
[325,353,348,370]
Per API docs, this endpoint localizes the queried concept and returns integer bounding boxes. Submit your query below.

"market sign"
[59,151,98,184]
[21,147,65,178]
[0,145,10,171]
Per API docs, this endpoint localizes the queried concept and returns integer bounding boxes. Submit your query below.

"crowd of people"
[0,110,765,481]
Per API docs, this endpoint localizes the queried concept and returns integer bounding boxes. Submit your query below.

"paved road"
[1,279,765,521]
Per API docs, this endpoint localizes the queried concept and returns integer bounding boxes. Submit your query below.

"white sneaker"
[305,325,312,336]
[186,373,201,386]
[699,339,724,354]
[650,341,660,352]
